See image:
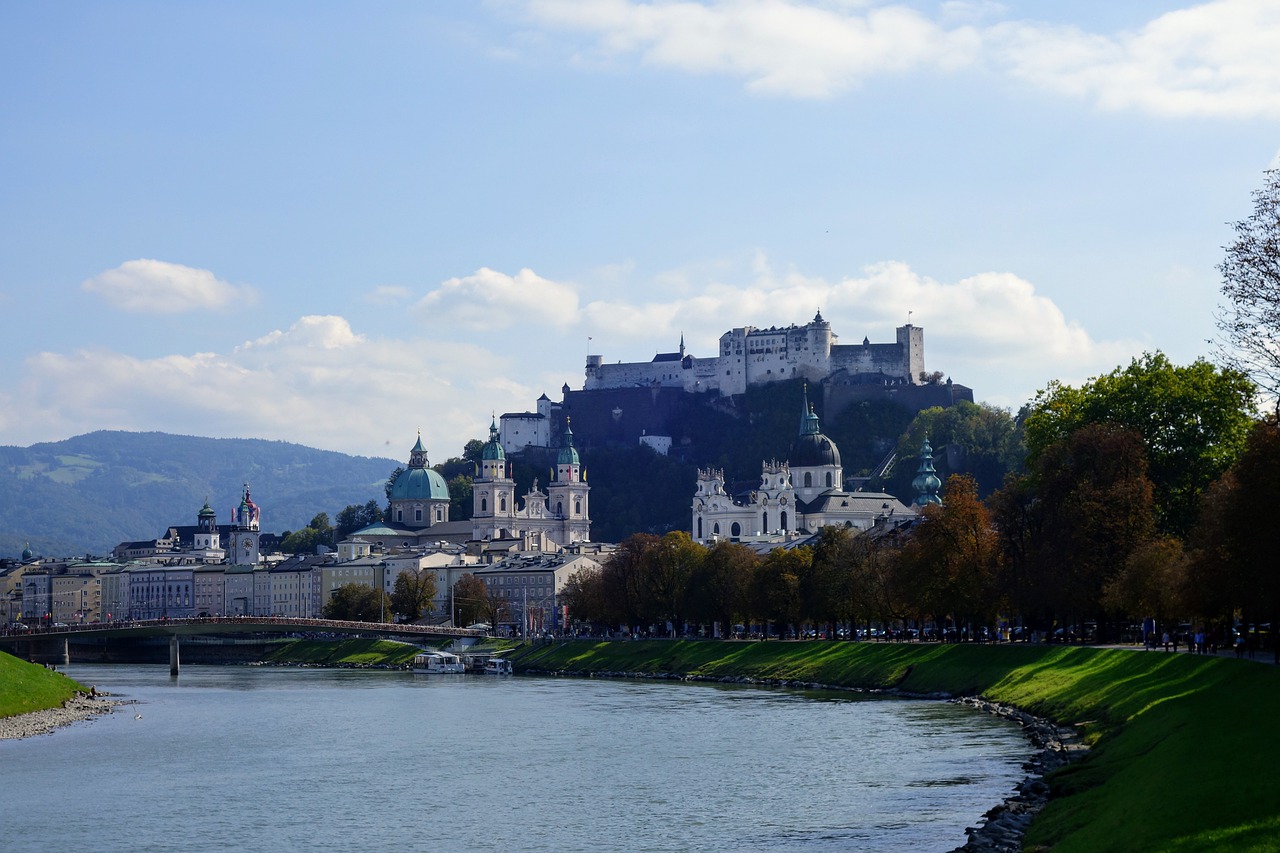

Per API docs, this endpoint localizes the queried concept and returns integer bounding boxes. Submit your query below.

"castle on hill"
[585,310,924,397]
[500,312,970,457]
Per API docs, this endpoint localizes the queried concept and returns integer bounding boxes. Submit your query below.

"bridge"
[0,617,485,674]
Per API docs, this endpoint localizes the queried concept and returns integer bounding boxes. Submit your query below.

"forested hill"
[0,431,399,559]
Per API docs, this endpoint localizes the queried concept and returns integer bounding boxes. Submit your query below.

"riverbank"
[504,640,1280,852]
[0,691,124,740]
[0,651,123,740]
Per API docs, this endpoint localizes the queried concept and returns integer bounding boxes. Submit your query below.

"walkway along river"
[1,664,1034,853]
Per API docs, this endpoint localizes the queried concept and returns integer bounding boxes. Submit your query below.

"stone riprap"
[0,693,125,740]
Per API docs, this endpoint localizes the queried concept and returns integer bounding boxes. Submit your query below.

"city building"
[692,388,919,544]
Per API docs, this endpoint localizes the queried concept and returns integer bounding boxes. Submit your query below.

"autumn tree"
[894,475,1000,637]
[561,566,608,627]
[1030,424,1157,633]
[1101,535,1188,628]
[390,567,439,622]
[1188,418,1280,658]
[451,573,492,628]
[322,582,390,622]
[646,531,705,636]
[750,547,811,637]
[1217,169,1280,409]
[686,540,757,635]
[600,533,662,630]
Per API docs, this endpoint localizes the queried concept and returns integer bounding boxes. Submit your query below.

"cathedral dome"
[789,387,841,469]
[790,431,842,468]
[389,466,450,502]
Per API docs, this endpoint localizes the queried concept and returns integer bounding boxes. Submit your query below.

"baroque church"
[691,388,930,544]
[347,422,591,551]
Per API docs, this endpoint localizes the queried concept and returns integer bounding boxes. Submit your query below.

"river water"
[2,665,1032,852]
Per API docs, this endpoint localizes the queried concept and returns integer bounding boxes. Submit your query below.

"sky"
[1,0,1278,462]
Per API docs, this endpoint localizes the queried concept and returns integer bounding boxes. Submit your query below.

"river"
[1,664,1032,852]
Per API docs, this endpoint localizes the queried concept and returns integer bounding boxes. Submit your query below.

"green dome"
[198,500,216,519]
[557,420,580,466]
[389,466,451,502]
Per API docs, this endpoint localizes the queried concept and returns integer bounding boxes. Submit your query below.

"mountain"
[0,431,400,559]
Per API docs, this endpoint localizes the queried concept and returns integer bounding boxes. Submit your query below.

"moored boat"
[483,657,513,675]
[412,651,465,674]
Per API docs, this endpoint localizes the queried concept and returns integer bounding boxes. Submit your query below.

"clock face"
[243,538,253,549]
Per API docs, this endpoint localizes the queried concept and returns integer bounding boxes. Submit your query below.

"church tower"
[912,437,943,506]
[230,484,261,565]
[547,418,590,543]
[193,498,225,562]
[473,417,517,541]
[789,384,843,505]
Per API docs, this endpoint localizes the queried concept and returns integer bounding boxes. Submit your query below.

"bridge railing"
[1,616,484,639]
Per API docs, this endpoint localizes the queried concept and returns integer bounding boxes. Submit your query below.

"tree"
[750,547,811,637]
[646,531,705,636]
[895,475,1000,636]
[1028,424,1157,632]
[600,533,662,630]
[686,540,757,635]
[1101,535,1187,628]
[280,512,334,554]
[451,573,493,628]
[561,566,608,627]
[1218,169,1280,409]
[335,499,384,541]
[390,568,439,622]
[1187,417,1280,658]
[882,401,1024,499]
[1023,352,1254,536]
[322,582,390,622]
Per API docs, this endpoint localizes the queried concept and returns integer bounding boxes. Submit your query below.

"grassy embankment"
[0,652,86,718]
[263,637,517,666]
[505,640,1280,853]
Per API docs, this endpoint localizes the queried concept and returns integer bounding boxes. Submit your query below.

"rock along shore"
[0,693,127,741]
[520,667,1087,853]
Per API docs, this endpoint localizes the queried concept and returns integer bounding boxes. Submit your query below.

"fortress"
[584,311,925,397]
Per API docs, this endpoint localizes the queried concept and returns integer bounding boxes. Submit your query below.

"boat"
[483,657,513,675]
[412,651,465,674]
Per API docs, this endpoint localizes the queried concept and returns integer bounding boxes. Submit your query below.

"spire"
[409,430,429,468]
[799,383,821,436]
[912,437,943,506]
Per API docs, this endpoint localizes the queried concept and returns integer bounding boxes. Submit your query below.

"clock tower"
[230,483,262,565]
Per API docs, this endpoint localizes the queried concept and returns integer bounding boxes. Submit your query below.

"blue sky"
[2,1,1277,460]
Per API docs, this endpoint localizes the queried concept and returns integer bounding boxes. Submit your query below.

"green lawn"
[0,652,86,718]
[506,640,1280,853]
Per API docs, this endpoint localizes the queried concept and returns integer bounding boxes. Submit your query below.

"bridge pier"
[169,634,180,676]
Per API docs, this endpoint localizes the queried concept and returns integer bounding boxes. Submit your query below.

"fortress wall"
[830,342,911,379]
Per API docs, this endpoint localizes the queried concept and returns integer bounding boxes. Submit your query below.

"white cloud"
[524,0,979,97]
[514,0,1280,117]
[1,316,535,460]
[82,259,255,313]
[364,285,413,305]
[992,1,1280,118]
[415,267,580,329]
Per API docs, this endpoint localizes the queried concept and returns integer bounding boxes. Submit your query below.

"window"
[415,509,422,522]
[804,472,812,487]
[481,498,488,512]
[500,497,506,512]
[826,472,833,487]
[731,522,741,537]
[762,511,768,532]
[780,511,788,531]
[575,499,582,515]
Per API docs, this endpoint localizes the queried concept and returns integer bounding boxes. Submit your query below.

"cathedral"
[691,388,923,544]
[348,422,591,551]
[471,417,591,548]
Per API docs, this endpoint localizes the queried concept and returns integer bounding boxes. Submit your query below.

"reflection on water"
[1,664,1031,853]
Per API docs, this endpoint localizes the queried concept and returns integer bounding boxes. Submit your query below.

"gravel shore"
[0,693,126,740]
